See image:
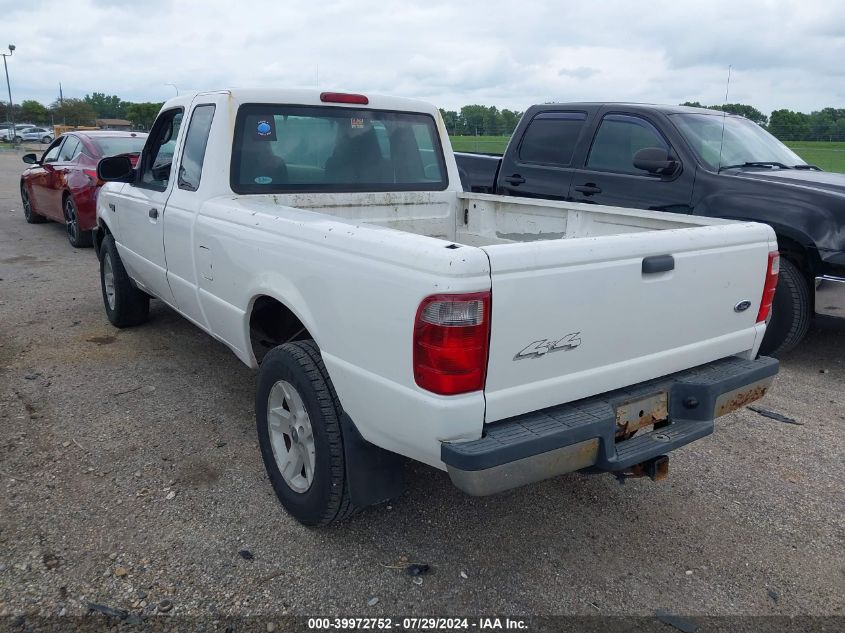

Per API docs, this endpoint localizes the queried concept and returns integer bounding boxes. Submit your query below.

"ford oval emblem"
[734,300,752,313]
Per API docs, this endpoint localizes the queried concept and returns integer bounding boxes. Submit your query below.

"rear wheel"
[63,196,93,248]
[256,340,355,526]
[99,234,149,327]
[759,257,811,356]
[21,183,46,224]
[41,136,51,144]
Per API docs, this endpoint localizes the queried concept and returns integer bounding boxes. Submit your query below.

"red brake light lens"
[320,92,369,105]
[757,251,780,323]
[83,168,104,186]
[413,292,491,395]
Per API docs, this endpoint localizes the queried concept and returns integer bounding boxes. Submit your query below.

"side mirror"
[97,155,135,182]
[633,147,678,175]
[22,153,38,165]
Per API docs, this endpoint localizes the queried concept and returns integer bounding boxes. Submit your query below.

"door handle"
[642,254,675,274]
[108,203,116,212]
[148,208,159,219]
[504,174,526,185]
[573,183,602,195]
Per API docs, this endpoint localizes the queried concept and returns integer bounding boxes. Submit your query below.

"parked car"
[92,89,779,525]
[0,123,36,141]
[14,126,54,144]
[20,131,148,247]
[455,103,845,356]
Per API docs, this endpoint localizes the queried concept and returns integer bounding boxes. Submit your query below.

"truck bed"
[263,191,731,247]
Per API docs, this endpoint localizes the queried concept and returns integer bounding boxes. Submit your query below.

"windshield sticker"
[351,118,365,129]
[254,176,273,184]
[254,119,276,141]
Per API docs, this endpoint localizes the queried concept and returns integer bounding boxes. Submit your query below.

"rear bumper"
[815,276,845,319]
[442,355,779,495]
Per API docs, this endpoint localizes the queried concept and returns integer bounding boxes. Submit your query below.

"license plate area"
[615,391,669,440]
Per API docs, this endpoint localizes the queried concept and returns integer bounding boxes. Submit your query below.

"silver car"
[9,126,54,143]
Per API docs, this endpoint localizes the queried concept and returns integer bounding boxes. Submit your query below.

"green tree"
[50,98,97,126]
[84,92,126,119]
[500,109,521,135]
[768,109,810,141]
[20,100,49,125]
[458,105,488,135]
[124,102,163,130]
[0,101,22,122]
[439,109,459,134]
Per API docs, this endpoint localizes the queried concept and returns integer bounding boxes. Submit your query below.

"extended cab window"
[587,114,669,174]
[179,105,216,191]
[518,112,586,166]
[231,105,447,193]
[139,108,184,191]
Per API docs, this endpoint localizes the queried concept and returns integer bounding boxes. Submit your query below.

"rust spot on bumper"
[714,377,774,417]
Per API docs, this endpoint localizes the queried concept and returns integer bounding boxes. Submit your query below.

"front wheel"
[256,340,355,526]
[758,257,811,356]
[99,234,149,328]
[63,196,93,248]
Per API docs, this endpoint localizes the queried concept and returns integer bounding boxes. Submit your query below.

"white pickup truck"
[94,89,779,525]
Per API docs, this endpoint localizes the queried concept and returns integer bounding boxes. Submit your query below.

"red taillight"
[320,91,369,105]
[83,168,104,186]
[413,292,491,395]
[757,251,780,323]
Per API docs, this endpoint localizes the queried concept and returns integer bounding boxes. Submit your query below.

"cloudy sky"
[1,0,843,115]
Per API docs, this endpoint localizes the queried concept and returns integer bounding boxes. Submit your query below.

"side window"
[138,109,184,190]
[178,105,216,191]
[587,114,669,174]
[59,137,81,162]
[42,138,65,163]
[518,112,587,166]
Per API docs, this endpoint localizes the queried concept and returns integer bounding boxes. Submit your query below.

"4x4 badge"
[515,333,581,360]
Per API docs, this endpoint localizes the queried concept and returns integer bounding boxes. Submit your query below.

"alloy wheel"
[64,198,79,243]
[267,379,316,493]
[102,253,116,310]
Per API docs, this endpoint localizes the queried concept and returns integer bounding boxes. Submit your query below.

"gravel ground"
[0,150,843,626]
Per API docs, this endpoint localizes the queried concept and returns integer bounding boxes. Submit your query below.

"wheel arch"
[245,293,318,368]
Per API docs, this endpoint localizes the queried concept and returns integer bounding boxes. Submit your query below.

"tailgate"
[481,222,774,422]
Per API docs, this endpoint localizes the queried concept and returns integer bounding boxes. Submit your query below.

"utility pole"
[2,44,16,140]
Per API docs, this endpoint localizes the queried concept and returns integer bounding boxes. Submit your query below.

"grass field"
[449,136,845,174]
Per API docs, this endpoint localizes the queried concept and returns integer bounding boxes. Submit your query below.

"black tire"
[13,136,22,144]
[63,196,93,248]
[759,257,811,356]
[21,182,46,224]
[256,340,355,526]
[99,234,149,328]
[41,136,51,144]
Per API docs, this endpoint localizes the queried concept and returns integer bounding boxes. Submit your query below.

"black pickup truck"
[456,103,845,355]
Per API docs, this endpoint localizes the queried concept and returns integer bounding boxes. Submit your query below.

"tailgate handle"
[642,254,674,274]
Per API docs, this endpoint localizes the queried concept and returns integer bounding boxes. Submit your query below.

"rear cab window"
[587,114,670,174]
[517,112,587,166]
[230,104,448,193]
[178,105,216,191]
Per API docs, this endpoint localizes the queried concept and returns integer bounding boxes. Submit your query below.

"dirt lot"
[0,150,843,625]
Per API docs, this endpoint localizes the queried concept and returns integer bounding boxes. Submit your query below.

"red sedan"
[20,131,147,247]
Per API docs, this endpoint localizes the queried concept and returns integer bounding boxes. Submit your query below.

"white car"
[1,124,40,142]
[93,89,779,525]
[15,126,54,143]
